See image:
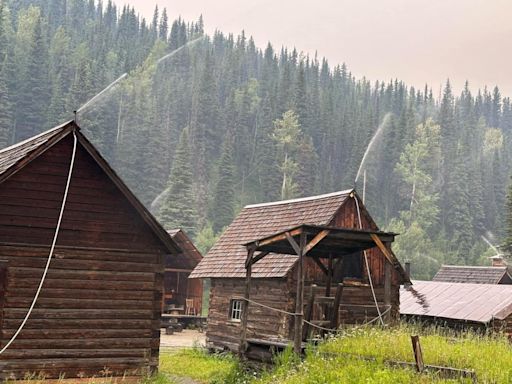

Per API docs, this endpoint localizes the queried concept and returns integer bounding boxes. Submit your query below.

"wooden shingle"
[189,190,352,279]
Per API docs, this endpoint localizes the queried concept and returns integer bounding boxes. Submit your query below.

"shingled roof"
[189,190,353,279]
[0,121,180,254]
[432,265,512,284]
[401,280,512,323]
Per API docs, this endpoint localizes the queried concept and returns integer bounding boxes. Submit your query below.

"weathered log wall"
[0,137,166,379]
[206,278,291,352]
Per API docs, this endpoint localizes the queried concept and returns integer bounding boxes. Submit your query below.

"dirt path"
[160,329,206,350]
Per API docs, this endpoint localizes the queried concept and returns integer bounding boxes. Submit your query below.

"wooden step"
[316,296,335,303]
[310,320,331,327]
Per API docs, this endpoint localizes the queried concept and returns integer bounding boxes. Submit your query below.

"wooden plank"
[370,233,395,265]
[248,251,270,267]
[330,283,344,329]
[285,232,301,255]
[311,256,328,275]
[303,229,330,256]
[255,227,302,248]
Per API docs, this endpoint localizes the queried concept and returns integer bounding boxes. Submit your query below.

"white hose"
[0,131,77,355]
[354,196,385,326]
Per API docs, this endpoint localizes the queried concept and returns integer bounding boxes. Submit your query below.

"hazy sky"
[120,0,512,97]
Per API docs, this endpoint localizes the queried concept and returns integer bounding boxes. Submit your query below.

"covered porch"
[240,224,407,355]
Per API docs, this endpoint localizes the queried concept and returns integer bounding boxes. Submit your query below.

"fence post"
[411,335,424,372]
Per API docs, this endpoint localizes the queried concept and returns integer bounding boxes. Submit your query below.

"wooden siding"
[206,278,290,352]
[0,136,166,251]
[0,137,166,379]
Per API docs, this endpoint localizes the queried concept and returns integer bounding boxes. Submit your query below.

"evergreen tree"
[159,128,198,236]
[503,176,512,255]
[0,61,13,147]
[211,136,236,233]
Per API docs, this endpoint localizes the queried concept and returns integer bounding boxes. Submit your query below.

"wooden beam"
[326,253,333,298]
[294,232,306,354]
[330,283,344,329]
[303,229,330,256]
[240,248,255,357]
[384,261,392,322]
[164,268,193,273]
[302,284,316,341]
[255,227,303,248]
[370,233,395,265]
[247,251,270,267]
[286,232,302,255]
[312,256,328,275]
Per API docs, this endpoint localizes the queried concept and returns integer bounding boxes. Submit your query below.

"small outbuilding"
[0,121,180,380]
[401,280,512,339]
[163,229,203,316]
[432,264,512,285]
[190,190,409,358]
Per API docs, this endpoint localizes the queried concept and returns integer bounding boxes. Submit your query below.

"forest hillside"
[1,0,511,278]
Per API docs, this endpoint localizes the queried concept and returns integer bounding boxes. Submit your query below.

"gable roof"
[432,265,512,284]
[0,121,180,254]
[400,280,512,323]
[190,190,353,279]
[167,229,203,270]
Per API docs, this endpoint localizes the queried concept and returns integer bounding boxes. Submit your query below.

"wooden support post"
[326,253,333,298]
[384,261,392,323]
[240,247,255,356]
[330,283,344,329]
[411,335,424,372]
[293,232,306,355]
[302,284,316,341]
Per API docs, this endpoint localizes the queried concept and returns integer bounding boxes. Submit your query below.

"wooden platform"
[245,338,307,362]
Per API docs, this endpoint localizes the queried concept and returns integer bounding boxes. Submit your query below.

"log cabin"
[163,229,203,316]
[190,190,409,359]
[0,121,180,380]
[401,280,512,340]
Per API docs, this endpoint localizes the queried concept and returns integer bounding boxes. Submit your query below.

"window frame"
[229,299,243,322]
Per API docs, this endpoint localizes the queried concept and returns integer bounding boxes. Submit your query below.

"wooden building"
[432,264,512,285]
[163,229,203,315]
[0,121,180,380]
[401,280,512,339]
[190,190,409,357]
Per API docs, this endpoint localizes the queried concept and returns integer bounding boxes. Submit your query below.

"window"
[229,299,243,322]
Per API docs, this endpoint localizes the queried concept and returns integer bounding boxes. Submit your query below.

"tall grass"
[255,325,512,384]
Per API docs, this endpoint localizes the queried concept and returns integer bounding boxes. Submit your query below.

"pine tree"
[0,61,13,147]
[15,14,49,140]
[159,8,168,41]
[159,128,198,236]
[503,176,512,254]
[211,136,236,233]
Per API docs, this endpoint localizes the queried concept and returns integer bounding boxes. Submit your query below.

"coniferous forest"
[1,0,512,278]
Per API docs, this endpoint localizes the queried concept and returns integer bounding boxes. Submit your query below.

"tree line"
[1,0,512,276]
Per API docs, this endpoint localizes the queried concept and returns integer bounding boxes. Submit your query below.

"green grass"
[158,348,247,384]
[254,325,512,384]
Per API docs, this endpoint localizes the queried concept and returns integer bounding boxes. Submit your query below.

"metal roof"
[432,265,511,284]
[189,190,353,279]
[400,280,512,323]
